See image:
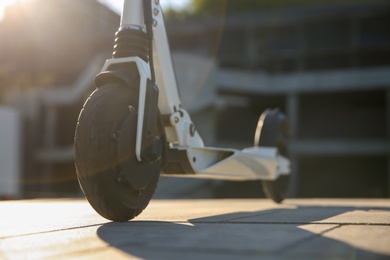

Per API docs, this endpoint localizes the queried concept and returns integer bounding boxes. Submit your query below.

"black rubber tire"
[255,108,290,203]
[74,83,161,222]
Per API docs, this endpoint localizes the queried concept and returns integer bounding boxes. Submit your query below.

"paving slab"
[0,198,389,259]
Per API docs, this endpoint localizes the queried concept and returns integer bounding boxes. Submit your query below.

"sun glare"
[1,0,192,21]
[0,0,28,21]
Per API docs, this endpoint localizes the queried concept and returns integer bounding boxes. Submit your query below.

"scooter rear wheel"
[74,83,161,221]
[255,108,290,203]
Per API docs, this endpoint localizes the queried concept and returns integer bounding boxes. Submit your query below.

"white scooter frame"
[100,0,290,182]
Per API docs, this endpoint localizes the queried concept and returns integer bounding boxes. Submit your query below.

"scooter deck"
[162,146,290,181]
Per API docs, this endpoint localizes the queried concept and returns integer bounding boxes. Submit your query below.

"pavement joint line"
[0,223,107,240]
[279,224,343,254]
[20,229,283,259]
[1,220,388,240]
[218,211,275,223]
[188,221,390,226]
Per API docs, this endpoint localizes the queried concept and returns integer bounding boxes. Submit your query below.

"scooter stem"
[121,0,144,29]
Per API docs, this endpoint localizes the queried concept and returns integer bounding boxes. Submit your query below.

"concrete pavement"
[1,198,389,259]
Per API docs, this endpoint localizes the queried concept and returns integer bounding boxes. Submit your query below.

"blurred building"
[0,0,389,199]
[0,0,119,197]
[166,0,390,197]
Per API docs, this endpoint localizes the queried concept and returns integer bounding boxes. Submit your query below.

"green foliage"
[191,0,378,15]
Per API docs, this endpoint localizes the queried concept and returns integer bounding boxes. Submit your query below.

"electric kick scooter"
[74,0,291,221]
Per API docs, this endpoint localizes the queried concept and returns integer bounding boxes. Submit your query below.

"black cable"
[143,0,156,85]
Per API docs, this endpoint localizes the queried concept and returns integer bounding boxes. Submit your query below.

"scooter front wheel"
[255,108,290,203]
[74,83,161,221]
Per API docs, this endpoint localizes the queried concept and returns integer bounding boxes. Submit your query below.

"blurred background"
[0,0,389,200]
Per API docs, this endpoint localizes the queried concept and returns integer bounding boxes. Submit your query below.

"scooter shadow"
[97,204,390,259]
